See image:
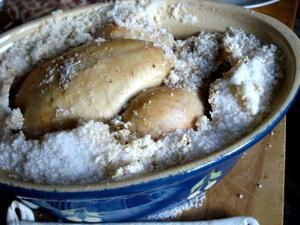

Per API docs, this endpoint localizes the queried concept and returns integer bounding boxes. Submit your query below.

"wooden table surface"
[180,1,299,225]
[0,0,299,224]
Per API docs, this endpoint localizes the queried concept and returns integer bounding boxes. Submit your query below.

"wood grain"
[255,0,299,27]
[180,0,299,224]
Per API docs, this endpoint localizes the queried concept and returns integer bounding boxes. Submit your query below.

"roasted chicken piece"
[123,86,204,139]
[14,39,173,138]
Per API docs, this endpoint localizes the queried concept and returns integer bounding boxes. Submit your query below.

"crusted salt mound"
[0,1,282,184]
[164,32,222,91]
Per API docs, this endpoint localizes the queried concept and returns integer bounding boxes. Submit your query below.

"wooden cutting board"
[179,1,299,224]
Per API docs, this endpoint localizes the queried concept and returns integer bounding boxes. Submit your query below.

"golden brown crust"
[14,39,174,138]
[123,86,204,139]
[96,23,175,48]
[96,23,131,40]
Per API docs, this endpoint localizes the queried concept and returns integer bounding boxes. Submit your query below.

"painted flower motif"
[188,169,222,200]
[61,207,103,222]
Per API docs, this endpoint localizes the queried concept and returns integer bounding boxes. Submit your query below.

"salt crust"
[0,1,282,184]
[167,2,198,24]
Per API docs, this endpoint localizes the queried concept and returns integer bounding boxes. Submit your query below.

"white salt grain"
[5,108,24,131]
[58,57,82,89]
[167,3,198,24]
[238,194,244,199]
[264,143,272,150]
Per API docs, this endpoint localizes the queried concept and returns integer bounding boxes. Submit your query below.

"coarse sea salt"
[0,1,282,184]
[167,2,198,24]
